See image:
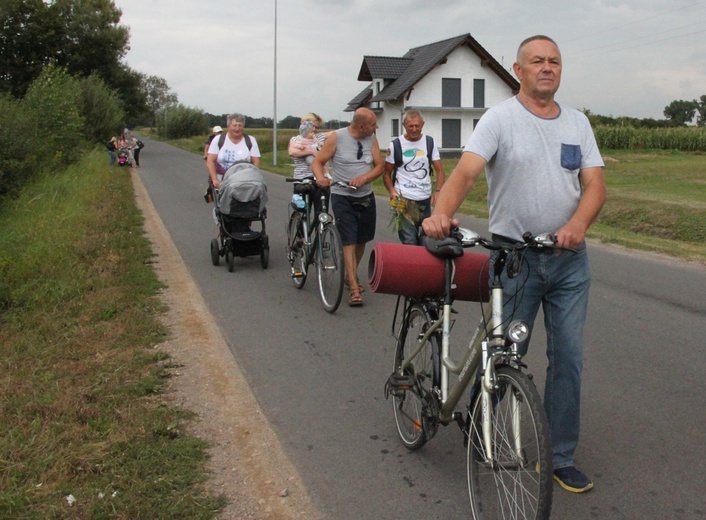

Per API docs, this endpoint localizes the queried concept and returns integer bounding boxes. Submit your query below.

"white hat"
[213,126,223,133]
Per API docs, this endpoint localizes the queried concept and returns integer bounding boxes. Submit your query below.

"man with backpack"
[383,110,445,245]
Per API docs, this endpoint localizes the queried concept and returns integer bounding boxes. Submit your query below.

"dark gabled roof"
[346,34,519,109]
[344,83,373,112]
[357,57,413,80]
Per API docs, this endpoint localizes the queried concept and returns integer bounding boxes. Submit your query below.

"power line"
[565,20,706,59]
[567,27,706,60]
[562,1,703,44]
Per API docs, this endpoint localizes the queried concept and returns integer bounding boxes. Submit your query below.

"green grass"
[0,152,225,519]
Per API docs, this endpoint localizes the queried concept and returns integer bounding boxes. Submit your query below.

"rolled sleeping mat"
[367,242,490,302]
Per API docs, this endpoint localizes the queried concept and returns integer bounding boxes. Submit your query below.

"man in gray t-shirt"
[312,108,384,306]
[423,35,606,494]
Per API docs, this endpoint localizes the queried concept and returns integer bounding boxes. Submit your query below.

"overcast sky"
[116,0,706,123]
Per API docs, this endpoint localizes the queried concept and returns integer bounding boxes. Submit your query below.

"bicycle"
[285,177,349,313]
[384,228,567,520]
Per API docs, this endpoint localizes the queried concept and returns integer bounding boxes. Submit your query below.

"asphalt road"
[135,137,706,519]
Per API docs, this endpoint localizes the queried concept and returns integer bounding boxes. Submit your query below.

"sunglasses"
[357,141,363,160]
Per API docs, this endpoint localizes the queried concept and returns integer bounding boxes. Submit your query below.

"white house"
[345,34,520,153]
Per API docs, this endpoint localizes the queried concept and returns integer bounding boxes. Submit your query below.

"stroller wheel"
[210,238,220,266]
[260,246,269,269]
[226,249,235,272]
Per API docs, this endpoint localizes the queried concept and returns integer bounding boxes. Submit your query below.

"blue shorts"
[331,193,376,246]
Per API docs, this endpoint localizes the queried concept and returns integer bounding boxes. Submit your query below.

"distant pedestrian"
[117,133,134,165]
[204,126,223,160]
[132,136,144,167]
[107,137,118,166]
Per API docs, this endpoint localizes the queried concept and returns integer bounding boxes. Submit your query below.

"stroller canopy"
[218,162,268,215]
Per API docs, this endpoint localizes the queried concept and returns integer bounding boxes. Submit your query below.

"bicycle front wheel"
[391,303,439,450]
[286,210,307,289]
[316,223,344,313]
[467,366,553,520]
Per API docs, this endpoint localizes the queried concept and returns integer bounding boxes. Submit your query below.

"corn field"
[595,125,706,151]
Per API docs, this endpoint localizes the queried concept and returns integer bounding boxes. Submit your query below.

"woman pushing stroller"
[206,113,261,189]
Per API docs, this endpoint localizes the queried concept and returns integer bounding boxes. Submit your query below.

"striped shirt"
[290,133,325,179]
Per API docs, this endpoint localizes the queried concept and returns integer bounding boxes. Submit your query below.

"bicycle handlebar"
[449,227,576,254]
[285,177,357,190]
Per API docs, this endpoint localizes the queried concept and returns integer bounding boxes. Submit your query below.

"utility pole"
[273,0,278,166]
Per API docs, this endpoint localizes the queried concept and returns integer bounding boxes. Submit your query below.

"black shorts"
[331,193,376,246]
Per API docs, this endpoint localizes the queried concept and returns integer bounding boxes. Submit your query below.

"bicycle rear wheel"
[316,223,344,313]
[391,304,439,450]
[286,210,307,289]
[467,366,553,520]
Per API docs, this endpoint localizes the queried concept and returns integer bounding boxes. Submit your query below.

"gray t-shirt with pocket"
[464,96,604,241]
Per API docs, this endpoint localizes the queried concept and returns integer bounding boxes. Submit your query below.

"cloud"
[116,0,706,121]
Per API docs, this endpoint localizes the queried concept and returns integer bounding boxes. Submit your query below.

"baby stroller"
[210,162,269,272]
[117,147,131,166]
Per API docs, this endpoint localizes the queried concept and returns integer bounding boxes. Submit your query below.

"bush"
[158,104,208,139]
[0,95,35,197]
[0,66,90,198]
[22,65,85,168]
[78,74,126,144]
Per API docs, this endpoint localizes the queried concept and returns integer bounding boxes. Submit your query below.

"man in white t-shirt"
[383,110,445,244]
[207,113,261,189]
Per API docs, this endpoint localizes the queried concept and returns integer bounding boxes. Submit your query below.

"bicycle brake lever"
[535,233,557,247]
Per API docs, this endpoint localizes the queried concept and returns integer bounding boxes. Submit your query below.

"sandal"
[348,288,364,307]
[346,278,365,293]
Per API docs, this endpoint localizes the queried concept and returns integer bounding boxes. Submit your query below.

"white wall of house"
[373,45,517,153]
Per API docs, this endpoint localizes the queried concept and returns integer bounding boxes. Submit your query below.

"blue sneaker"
[553,466,594,493]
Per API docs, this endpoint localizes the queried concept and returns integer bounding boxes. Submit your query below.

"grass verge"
[0,152,225,518]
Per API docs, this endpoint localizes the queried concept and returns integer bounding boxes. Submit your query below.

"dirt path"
[132,170,323,520]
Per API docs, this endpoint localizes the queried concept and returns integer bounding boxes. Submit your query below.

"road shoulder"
[132,169,322,519]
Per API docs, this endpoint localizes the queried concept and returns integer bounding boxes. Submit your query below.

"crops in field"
[595,125,706,151]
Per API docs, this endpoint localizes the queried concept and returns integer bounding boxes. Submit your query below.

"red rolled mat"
[367,242,490,302]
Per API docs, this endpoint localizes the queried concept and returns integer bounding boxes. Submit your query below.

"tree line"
[0,0,181,197]
[203,114,349,130]
[2,0,704,197]
[583,97,706,128]
[1,0,177,127]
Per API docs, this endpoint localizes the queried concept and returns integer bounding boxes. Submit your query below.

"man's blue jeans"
[398,197,431,245]
[491,243,591,469]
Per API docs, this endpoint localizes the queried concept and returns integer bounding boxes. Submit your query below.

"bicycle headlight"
[318,212,333,224]
[506,320,530,344]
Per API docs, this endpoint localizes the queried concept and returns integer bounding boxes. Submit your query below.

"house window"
[473,118,480,129]
[391,119,399,137]
[442,78,461,107]
[473,79,485,108]
[442,119,461,148]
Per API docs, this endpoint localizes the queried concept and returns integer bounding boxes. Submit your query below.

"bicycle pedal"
[385,373,415,399]
[291,271,304,278]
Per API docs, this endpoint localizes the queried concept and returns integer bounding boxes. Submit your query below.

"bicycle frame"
[299,189,333,265]
[388,231,557,518]
[397,248,523,459]
[398,291,491,424]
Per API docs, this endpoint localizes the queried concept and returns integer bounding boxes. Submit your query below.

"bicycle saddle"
[422,235,464,259]
[293,182,316,195]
